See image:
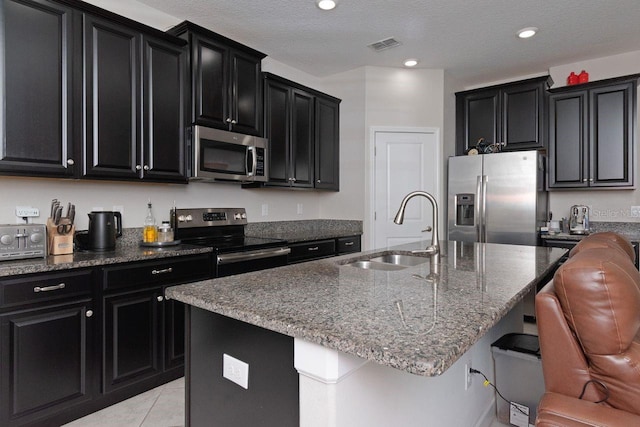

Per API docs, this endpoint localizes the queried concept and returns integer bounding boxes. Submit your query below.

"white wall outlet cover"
[631,206,640,217]
[15,206,39,217]
[223,353,249,389]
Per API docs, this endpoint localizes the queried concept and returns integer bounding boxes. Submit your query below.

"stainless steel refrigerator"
[447,150,548,246]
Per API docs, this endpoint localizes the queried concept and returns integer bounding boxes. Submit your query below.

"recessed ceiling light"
[517,27,538,39]
[317,0,336,10]
[404,59,418,67]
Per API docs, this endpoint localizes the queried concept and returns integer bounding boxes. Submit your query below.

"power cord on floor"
[469,368,530,417]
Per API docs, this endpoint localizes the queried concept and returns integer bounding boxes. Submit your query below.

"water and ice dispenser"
[455,194,475,226]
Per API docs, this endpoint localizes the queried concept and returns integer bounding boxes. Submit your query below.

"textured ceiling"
[137,0,640,86]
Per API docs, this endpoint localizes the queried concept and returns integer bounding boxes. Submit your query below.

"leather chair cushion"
[569,232,635,263]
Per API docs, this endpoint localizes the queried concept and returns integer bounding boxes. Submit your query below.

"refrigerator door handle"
[476,176,482,242]
[481,175,488,243]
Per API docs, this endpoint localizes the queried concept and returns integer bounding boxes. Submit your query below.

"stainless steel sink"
[346,253,430,270]
[368,254,429,267]
[348,260,407,271]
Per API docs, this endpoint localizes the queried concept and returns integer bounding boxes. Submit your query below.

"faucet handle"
[421,226,433,232]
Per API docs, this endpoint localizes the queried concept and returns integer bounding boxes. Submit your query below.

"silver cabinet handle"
[157,296,164,302]
[143,165,150,171]
[589,178,594,182]
[344,242,354,246]
[582,178,588,182]
[34,283,66,293]
[226,118,232,123]
[66,158,75,165]
[136,165,142,171]
[152,267,173,275]
[86,310,93,318]
[307,246,319,251]
[231,119,237,124]
[317,179,321,183]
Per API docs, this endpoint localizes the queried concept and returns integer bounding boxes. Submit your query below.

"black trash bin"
[491,333,544,426]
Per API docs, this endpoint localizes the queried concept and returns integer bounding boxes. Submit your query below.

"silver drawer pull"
[308,247,319,251]
[152,267,173,275]
[34,283,66,293]
[344,242,354,246]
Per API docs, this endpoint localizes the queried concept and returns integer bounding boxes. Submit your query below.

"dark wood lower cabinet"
[0,299,94,427]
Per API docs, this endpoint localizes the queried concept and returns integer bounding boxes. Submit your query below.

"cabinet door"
[83,15,141,179]
[103,289,161,392]
[502,81,546,150]
[290,89,314,188]
[163,295,185,370]
[230,49,263,136]
[0,0,77,177]
[314,96,340,190]
[548,91,589,188]
[192,34,229,129]
[589,82,634,187]
[456,89,499,154]
[142,36,187,182]
[0,300,93,427]
[264,79,290,186]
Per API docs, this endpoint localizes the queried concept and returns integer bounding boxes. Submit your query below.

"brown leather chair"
[568,231,636,262]
[535,241,640,426]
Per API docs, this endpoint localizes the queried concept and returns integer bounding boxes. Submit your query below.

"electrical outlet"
[112,205,124,214]
[223,354,249,389]
[464,360,472,390]
[631,206,640,218]
[297,203,303,215]
[261,204,269,216]
[15,206,39,217]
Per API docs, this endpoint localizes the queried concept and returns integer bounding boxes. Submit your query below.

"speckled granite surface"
[541,221,640,242]
[0,235,211,277]
[246,219,362,242]
[166,240,565,377]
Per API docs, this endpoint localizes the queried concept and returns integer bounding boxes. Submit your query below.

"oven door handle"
[217,247,291,265]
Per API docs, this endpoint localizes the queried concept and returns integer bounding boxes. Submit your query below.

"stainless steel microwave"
[189,125,268,182]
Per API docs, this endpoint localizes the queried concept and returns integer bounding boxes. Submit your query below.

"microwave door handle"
[246,146,256,177]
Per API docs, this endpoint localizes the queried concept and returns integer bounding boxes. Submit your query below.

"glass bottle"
[143,202,158,243]
[157,221,174,243]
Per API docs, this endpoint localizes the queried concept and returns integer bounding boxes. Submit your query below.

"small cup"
[549,220,561,234]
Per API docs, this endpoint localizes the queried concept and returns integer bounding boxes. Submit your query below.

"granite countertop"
[0,244,212,278]
[541,221,640,242]
[246,219,362,243]
[166,240,565,377]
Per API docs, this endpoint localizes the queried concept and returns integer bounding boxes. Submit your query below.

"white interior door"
[373,129,441,248]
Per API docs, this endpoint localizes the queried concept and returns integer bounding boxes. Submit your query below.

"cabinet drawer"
[0,269,93,309]
[289,239,335,263]
[103,254,211,292]
[337,236,361,254]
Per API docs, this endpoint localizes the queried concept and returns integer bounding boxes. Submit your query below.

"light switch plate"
[223,353,249,389]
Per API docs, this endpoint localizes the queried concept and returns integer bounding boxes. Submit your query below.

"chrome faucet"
[393,191,440,259]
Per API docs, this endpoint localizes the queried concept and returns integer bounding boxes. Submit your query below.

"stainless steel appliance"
[448,151,548,246]
[172,208,290,277]
[569,205,589,235]
[0,224,46,260]
[189,126,268,182]
[75,211,123,251]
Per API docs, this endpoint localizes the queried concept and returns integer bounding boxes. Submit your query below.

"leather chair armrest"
[536,393,640,427]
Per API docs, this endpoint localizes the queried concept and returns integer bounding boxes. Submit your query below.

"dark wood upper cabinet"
[548,75,638,189]
[456,76,551,154]
[82,15,141,180]
[0,0,78,177]
[262,73,340,191]
[0,0,187,183]
[169,21,265,136]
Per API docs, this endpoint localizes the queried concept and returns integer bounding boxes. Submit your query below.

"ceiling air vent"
[368,37,401,52]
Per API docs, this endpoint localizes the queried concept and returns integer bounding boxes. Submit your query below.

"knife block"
[47,219,75,255]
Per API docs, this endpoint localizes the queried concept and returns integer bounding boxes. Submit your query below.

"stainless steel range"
[0,224,47,261]
[171,208,290,277]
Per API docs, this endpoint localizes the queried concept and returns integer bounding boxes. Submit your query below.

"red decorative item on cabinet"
[578,70,589,84]
[567,72,579,85]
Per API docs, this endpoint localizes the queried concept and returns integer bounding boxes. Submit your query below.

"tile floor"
[62,377,185,427]
[64,323,536,427]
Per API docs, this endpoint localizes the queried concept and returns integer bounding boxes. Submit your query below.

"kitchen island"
[167,240,566,426]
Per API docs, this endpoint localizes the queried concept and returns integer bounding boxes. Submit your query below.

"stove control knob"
[241,213,247,219]
[1,234,14,245]
[177,215,186,222]
[30,232,44,244]
[185,215,193,222]
[234,213,241,220]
